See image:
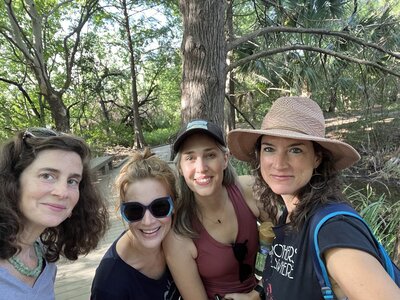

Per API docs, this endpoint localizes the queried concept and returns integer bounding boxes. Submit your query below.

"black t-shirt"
[262,209,382,300]
[90,232,181,300]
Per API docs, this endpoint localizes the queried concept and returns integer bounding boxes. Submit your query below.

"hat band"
[263,126,324,138]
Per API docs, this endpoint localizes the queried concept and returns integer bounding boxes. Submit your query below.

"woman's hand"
[223,289,260,300]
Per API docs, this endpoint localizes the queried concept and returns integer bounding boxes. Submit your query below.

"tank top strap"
[226,183,257,242]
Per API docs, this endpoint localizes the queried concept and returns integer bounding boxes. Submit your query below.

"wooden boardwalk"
[55,146,173,299]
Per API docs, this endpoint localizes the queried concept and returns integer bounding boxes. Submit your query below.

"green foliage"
[144,126,178,146]
[79,121,134,152]
[0,0,398,162]
[230,157,252,176]
[344,184,400,258]
[230,0,400,121]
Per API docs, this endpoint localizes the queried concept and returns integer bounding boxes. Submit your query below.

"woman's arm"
[325,247,400,300]
[163,230,208,300]
[237,175,272,221]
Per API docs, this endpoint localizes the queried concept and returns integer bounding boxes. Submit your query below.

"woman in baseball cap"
[227,96,399,300]
[164,119,265,299]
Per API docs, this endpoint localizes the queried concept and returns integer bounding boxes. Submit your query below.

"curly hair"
[0,128,109,262]
[115,147,178,209]
[251,139,348,231]
[172,142,237,238]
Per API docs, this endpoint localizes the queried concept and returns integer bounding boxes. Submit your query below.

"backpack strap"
[309,203,396,299]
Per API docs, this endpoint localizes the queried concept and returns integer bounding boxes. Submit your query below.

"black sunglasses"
[121,196,174,223]
[232,239,252,282]
[22,127,60,140]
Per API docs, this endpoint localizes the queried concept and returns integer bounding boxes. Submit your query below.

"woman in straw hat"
[227,96,400,300]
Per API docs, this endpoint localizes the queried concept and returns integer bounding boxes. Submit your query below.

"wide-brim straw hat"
[228,96,360,171]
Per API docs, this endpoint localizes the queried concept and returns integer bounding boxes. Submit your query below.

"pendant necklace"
[8,241,43,278]
[203,198,228,225]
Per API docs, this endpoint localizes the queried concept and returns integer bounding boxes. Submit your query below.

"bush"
[344,184,400,258]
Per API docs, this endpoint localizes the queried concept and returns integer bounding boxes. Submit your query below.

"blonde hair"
[115,148,178,209]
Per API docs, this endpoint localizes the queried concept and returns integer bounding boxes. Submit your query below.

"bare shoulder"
[237,175,272,222]
[237,174,255,187]
[163,230,197,259]
[237,175,259,218]
[237,174,254,199]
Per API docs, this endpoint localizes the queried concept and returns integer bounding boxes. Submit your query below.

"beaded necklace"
[8,241,43,278]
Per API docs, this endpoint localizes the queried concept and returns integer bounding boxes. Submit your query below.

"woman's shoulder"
[164,230,195,252]
[163,230,198,263]
[235,175,261,218]
[236,174,254,190]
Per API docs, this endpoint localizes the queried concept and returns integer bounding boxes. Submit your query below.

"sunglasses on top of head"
[121,196,174,223]
[22,127,61,141]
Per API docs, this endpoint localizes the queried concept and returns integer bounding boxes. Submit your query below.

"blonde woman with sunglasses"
[0,128,108,300]
[90,148,181,300]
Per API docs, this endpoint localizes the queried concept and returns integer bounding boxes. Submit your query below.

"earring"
[309,170,326,190]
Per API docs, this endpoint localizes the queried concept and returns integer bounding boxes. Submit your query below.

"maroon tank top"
[193,184,258,299]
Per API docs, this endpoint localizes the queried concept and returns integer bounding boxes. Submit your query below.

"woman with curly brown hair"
[0,128,109,299]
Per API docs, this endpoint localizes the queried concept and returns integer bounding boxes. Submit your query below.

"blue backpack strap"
[309,203,397,299]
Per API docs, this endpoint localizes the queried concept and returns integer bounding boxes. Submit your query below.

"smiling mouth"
[140,227,160,235]
[272,175,292,180]
[44,203,66,211]
[195,177,211,184]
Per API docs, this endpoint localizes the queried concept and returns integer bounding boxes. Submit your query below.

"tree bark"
[179,0,227,127]
[225,0,235,131]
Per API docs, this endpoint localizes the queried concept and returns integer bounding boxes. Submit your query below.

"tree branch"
[225,94,255,129]
[4,0,35,61]
[228,45,400,78]
[5,0,51,93]
[0,76,41,117]
[63,0,100,92]
[228,26,400,60]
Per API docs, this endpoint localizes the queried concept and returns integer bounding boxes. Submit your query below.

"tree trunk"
[179,0,227,127]
[122,0,146,148]
[46,91,70,132]
[226,0,235,131]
